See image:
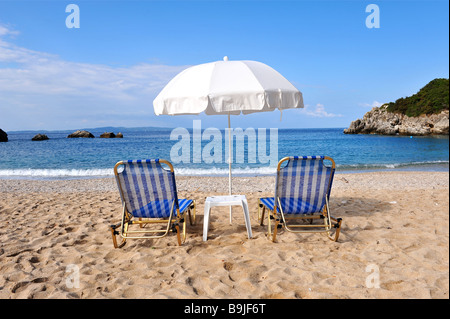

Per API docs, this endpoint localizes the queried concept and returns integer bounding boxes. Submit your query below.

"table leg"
[203,201,211,241]
[241,199,253,239]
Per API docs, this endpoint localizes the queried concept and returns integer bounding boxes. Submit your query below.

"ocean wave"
[337,160,449,170]
[0,167,276,178]
[174,166,277,176]
[0,160,448,179]
[0,168,114,178]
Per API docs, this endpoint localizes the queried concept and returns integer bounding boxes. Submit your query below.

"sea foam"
[0,160,448,180]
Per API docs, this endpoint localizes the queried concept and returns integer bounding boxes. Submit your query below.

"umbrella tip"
[223,56,229,62]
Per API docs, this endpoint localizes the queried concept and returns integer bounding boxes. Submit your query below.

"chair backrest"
[275,156,335,215]
[114,159,179,218]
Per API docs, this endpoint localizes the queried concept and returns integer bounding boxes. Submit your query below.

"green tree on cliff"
[386,78,449,117]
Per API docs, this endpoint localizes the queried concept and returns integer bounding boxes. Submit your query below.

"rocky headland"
[344,106,449,136]
[344,78,449,136]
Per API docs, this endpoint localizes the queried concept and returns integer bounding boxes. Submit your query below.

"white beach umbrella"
[153,57,304,196]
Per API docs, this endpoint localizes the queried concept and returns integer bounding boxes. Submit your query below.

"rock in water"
[67,130,95,138]
[32,134,49,141]
[0,129,7,142]
[100,132,116,138]
[116,132,123,138]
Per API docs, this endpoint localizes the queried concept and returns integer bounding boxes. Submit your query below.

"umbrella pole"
[228,113,232,224]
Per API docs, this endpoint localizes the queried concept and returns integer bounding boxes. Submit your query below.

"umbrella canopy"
[153,57,304,197]
[154,57,304,116]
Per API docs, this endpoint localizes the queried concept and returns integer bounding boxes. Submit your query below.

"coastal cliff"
[344,78,449,136]
[344,107,449,136]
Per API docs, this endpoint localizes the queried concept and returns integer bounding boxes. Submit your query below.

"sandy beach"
[0,171,448,299]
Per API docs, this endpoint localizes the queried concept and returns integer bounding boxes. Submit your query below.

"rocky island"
[32,133,49,141]
[344,78,449,136]
[67,130,95,138]
[0,129,7,142]
[100,132,123,138]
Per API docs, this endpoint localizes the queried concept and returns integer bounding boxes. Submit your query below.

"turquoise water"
[0,127,448,179]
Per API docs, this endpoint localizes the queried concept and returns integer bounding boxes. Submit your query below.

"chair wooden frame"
[110,159,196,248]
[259,156,342,242]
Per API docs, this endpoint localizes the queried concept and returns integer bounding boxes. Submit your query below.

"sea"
[0,127,448,180]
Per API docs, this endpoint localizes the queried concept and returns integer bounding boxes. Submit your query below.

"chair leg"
[181,214,188,244]
[111,204,129,248]
[328,218,342,242]
[259,204,266,226]
[175,223,182,246]
[267,210,279,242]
[188,201,196,226]
[272,217,279,243]
[323,198,342,242]
[110,224,126,249]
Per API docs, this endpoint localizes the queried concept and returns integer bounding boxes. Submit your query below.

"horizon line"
[4,125,347,133]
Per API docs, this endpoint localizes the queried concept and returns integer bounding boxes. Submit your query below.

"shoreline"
[1,171,449,194]
[0,171,448,299]
[0,162,449,182]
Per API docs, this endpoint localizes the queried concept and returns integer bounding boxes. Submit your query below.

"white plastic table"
[203,195,253,242]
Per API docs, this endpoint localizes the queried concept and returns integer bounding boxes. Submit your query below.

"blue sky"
[0,0,448,131]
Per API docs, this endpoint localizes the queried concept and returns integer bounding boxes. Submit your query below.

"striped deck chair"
[258,156,342,242]
[110,159,196,248]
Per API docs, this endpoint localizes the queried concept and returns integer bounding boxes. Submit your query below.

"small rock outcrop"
[0,129,7,142]
[344,106,449,136]
[100,132,116,138]
[100,132,123,138]
[67,130,95,138]
[32,134,49,141]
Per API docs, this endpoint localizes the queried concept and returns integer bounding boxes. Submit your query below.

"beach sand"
[0,171,448,299]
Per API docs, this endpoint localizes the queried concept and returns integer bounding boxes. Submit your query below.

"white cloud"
[0,24,20,37]
[358,101,383,108]
[299,103,343,118]
[0,25,189,130]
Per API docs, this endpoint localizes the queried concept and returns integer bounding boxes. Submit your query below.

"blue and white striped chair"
[259,156,342,242]
[110,159,196,248]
